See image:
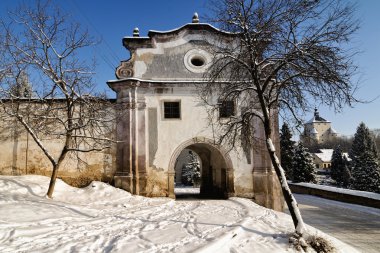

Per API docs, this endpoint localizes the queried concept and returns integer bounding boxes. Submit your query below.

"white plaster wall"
[122,27,261,195]
[144,86,253,192]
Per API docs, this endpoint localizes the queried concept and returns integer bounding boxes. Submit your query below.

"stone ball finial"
[133,27,140,37]
[192,12,199,23]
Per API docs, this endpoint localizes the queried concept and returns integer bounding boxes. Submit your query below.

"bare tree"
[202,0,359,236]
[0,0,114,198]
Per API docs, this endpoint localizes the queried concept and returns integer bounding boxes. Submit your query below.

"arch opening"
[170,139,234,199]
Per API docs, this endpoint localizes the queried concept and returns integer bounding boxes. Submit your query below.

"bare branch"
[202,0,360,236]
[0,0,115,198]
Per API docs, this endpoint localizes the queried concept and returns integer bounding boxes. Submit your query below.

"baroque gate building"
[107,15,283,211]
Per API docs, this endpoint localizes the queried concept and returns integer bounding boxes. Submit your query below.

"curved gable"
[114,22,237,81]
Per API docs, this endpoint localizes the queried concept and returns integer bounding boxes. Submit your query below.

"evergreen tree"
[349,122,378,162]
[280,123,295,179]
[293,143,316,183]
[340,157,352,188]
[350,123,380,193]
[181,151,201,186]
[331,146,343,182]
[351,152,380,193]
[331,146,352,187]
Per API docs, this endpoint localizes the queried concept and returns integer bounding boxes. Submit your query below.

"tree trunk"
[46,147,68,198]
[46,165,59,198]
[266,138,305,235]
[263,117,306,235]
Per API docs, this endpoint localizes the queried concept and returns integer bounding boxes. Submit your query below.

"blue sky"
[1,0,380,137]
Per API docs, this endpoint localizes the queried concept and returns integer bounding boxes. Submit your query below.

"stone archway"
[167,137,234,199]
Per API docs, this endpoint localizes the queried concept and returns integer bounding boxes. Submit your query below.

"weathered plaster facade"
[107,16,284,211]
[0,113,116,183]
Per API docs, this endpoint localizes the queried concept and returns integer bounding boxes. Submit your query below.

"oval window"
[184,49,212,73]
[190,56,205,67]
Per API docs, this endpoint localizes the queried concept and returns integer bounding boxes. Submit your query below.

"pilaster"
[135,87,147,196]
[114,87,133,192]
[167,171,175,198]
[113,83,147,196]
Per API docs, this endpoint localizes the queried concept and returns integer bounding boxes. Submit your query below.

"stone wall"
[289,183,380,209]
[0,108,116,187]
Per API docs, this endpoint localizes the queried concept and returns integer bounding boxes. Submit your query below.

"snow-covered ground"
[0,175,359,253]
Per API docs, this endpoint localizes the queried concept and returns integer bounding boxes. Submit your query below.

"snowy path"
[287,193,380,253]
[0,176,358,253]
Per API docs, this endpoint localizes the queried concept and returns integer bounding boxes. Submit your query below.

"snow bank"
[0,175,359,253]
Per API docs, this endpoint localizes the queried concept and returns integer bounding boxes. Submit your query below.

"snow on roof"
[306,116,331,124]
[329,127,338,134]
[311,128,318,134]
[314,149,334,162]
[306,117,316,123]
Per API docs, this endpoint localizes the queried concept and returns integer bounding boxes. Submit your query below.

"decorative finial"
[192,12,199,23]
[133,27,140,37]
[314,107,319,117]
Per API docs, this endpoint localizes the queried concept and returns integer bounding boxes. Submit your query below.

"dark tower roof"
[306,108,330,123]
[313,108,327,121]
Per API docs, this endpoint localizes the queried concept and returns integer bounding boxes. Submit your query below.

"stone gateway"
[107,14,284,211]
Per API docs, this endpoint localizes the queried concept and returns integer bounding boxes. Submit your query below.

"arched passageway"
[168,138,234,199]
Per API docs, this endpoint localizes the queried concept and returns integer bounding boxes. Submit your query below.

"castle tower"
[302,108,338,144]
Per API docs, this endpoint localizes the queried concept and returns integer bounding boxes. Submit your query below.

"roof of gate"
[122,23,237,51]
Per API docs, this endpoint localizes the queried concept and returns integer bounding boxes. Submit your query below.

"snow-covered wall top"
[291,182,380,201]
